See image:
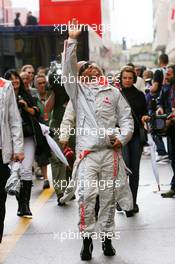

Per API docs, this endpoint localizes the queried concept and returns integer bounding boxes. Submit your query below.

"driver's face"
[81,64,101,78]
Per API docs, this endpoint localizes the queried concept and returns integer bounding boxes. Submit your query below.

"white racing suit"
[62,38,134,236]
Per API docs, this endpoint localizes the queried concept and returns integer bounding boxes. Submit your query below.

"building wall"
[152,0,169,52]
[166,0,175,62]
[129,43,156,68]
[0,0,39,26]
[153,0,175,62]
[89,0,118,72]
[0,0,13,25]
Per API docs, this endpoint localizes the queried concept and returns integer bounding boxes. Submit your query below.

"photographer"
[145,74,168,163]
[157,65,175,198]
[45,67,69,205]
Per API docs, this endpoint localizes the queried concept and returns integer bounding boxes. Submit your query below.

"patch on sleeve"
[0,79,6,88]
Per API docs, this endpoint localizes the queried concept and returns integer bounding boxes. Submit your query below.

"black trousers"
[167,126,175,189]
[0,152,10,243]
[169,135,175,189]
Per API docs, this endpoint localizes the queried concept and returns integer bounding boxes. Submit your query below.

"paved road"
[0,155,175,264]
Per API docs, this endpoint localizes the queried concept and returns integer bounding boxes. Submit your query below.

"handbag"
[151,114,167,136]
[22,121,34,137]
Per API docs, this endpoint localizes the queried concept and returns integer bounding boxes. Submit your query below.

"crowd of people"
[1,18,175,261]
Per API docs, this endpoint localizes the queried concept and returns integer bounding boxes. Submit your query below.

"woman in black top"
[120,66,149,215]
[4,69,40,218]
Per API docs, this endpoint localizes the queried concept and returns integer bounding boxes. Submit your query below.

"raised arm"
[62,19,82,102]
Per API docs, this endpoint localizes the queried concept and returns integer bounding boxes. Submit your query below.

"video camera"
[16,95,26,109]
[145,78,152,94]
[47,59,63,90]
[150,114,167,136]
[47,57,69,106]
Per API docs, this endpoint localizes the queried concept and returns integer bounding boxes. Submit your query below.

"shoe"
[36,174,44,180]
[70,194,76,200]
[57,194,66,206]
[102,237,116,256]
[116,203,122,212]
[161,189,175,198]
[43,180,50,189]
[125,210,134,217]
[59,191,75,204]
[156,155,169,163]
[80,237,93,261]
[125,204,139,217]
[133,204,139,213]
[157,160,169,165]
[19,180,33,218]
[157,160,170,165]
[16,203,23,216]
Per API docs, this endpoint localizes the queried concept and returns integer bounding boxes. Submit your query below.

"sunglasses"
[79,62,91,76]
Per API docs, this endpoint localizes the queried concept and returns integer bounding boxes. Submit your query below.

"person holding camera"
[144,71,168,164]
[157,65,175,198]
[150,54,169,164]
[0,77,24,243]
[4,69,40,218]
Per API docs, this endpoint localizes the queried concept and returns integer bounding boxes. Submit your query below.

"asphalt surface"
[0,153,175,264]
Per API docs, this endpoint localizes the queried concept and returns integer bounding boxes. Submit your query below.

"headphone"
[119,66,137,84]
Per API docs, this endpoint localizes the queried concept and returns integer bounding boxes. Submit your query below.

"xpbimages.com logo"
[53,230,121,242]
[52,73,116,86]
[53,21,112,35]
[53,178,121,191]
[53,126,121,139]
